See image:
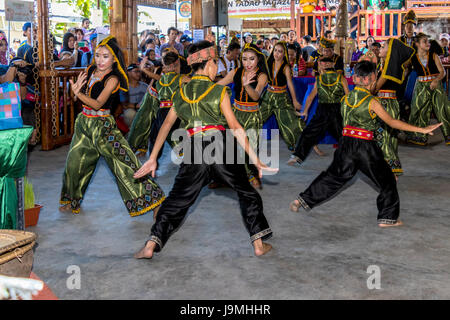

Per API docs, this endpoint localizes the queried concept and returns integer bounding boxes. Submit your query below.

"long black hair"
[240,42,271,82]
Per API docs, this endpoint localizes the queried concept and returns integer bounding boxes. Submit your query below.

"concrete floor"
[26,132,450,300]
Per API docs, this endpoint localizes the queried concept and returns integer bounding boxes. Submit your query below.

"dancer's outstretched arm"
[285,65,302,111]
[370,99,442,134]
[220,90,278,177]
[134,108,178,178]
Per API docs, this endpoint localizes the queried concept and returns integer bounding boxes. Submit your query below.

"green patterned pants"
[378,98,402,175]
[60,113,165,216]
[233,107,262,180]
[407,80,450,145]
[260,90,305,149]
[127,92,159,153]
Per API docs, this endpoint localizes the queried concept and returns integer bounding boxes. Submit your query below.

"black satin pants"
[149,131,273,252]
[298,136,400,224]
[148,107,181,159]
[293,103,343,162]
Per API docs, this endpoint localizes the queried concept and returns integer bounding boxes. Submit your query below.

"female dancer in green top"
[60,36,165,217]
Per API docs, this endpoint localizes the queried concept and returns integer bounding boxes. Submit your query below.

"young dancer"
[134,41,276,259]
[406,33,450,146]
[60,36,165,216]
[288,57,349,166]
[126,57,162,156]
[259,41,305,150]
[373,38,416,176]
[217,43,270,188]
[289,61,441,227]
[147,51,190,158]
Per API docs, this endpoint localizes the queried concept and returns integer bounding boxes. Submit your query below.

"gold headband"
[187,46,217,66]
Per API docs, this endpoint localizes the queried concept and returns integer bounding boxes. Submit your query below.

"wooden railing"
[296,7,450,44]
[38,67,83,150]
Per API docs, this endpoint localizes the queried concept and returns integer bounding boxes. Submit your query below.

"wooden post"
[36,0,54,150]
[290,0,296,31]
[191,0,203,30]
[110,0,134,65]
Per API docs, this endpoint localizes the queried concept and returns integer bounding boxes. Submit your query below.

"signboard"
[178,0,192,20]
[227,0,300,19]
[5,0,34,22]
[90,8,103,28]
[192,29,204,43]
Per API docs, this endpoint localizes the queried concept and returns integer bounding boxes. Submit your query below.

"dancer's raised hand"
[69,72,87,96]
[422,122,442,135]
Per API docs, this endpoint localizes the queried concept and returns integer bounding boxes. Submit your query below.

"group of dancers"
[59,14,448,259]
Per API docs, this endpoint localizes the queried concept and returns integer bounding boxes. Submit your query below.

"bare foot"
[313,145,326,156]
[289,199,300,212]
[153,205,160,222]
[59,204,72,212]
[253,239,272,256]
[134,240,156,259]
[378,220,403,228]
[395,175,399,182]
[287,155,301,166]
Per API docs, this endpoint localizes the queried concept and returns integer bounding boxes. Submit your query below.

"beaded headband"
[187,46,217,66]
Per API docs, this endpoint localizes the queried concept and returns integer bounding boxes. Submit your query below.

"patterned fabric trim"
[149,235,163,250]
[417,74,438,82]
[342,125,374,141]
[187,125,225,137]
[297,196,311,211]
[377,90,397,99]
[128,196,165,217]
[377,219,398,225]
[160,101,173,108]
[250,228,273,242]
[234,100,259,112]
[82,106,111,117]
[267,85,287,93]
[148,86,159,99]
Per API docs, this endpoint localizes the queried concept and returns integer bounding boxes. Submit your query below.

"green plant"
[24,177,35,210]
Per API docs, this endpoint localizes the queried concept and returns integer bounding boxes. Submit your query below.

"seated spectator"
[217,42,241,79]
[0,34,15,65]
[370,41,381,64]
[74,28,90,53]
[287,43,307,76]
[301,35,316,61]
[256,39,270,57]
[280,32,288,42]
[60,32,83,67]
[119,64,148,128]
[159,27,184,55]
[351,40,364,61]
[439,34,449,57]
[81,33,97,67]
[180,34,193,58]
[361,35,375,54]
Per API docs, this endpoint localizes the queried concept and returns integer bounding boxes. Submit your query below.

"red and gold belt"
[267,85,287,93]
[234,101,259,112]
[82,105,110,117]
[160,100,173,108]
[377,90,396,99]
[342,125,374,141]
[187,125,226,137]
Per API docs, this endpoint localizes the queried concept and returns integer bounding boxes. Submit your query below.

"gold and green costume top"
[172,75,230,130]
[341,87,378,133]
[156,72,184,104]
[317,71,345,104]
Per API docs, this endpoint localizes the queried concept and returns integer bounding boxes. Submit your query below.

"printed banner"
[227,0,300,19]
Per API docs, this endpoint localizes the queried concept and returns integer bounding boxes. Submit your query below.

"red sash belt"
[187,125,226,137]
[342,125,374,141]
[160,100,173,108]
